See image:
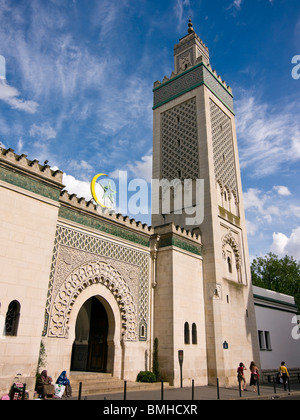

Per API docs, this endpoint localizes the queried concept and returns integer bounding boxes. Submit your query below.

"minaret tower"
[152,20,260,386]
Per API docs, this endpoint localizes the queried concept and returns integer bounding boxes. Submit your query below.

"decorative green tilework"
[153,62,234,114]
[159,234,202,256]
[0,167,61,201]
[59,206,150,247]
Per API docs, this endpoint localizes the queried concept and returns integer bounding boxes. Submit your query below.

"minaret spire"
[188,17,194,34]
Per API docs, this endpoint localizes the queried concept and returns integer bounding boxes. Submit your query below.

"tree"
[251,253,300,313]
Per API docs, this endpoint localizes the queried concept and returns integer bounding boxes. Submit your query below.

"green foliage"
[152,337,160,381]
[36,340,47,374]
[35,340,47,391]
[251,253,300,313]
[136,371,156,383]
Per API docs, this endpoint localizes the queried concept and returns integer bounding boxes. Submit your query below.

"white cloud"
[246,219,259,236]
[290,205,300,218]
[244,184,300,259]
[17,138,24,154]
[110,155,152,184]
[273,185,292,196]
[29,122,57,140]
[232,0,243,9]
[62,173,92,201]
[271,228,300,260]
[128,155,152,183]
[0,80,38,113]
[174,0,191,30]
[243,188,268,215]
[68,159,94,177]
[228,0,273,11]
[236,92,300,177]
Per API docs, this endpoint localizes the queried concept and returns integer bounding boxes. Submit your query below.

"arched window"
[5,300,20,336]
[184,322,190,344]
[192,323,197,344]
[227,256,232,273]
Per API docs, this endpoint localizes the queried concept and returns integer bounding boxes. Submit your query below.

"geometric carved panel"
[210,99,238,199]
[48,258,138,341]
[161,97,199,180]
[43,225,150,342]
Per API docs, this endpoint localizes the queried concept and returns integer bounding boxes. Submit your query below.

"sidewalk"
[68,381,300,401]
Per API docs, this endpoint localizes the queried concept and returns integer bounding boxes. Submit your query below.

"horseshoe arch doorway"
[71,296,112,372]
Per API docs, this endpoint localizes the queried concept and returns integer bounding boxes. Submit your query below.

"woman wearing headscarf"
[56,370,72,397]
[37,370,55,399]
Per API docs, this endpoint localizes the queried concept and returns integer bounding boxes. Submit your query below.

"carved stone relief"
[48,256,138,341]
[44,225,150,342]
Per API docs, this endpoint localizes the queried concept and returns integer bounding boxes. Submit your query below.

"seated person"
[56,370,72,397]
[36,370,55,399]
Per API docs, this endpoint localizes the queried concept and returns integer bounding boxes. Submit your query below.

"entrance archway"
[71,296,111,372]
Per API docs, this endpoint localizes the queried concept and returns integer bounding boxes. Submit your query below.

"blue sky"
[0,0,300,261]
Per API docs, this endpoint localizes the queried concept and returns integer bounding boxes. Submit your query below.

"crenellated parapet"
[153,21,234,113]
[154,58,232,95]
[0,147,64,201]
[153,222,203,257]
[59,189,154,248]
[153,58,234,113]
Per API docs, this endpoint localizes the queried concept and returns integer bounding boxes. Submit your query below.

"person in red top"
[237,362,247,391]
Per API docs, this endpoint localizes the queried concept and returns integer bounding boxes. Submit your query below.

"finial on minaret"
[188,18,194,34]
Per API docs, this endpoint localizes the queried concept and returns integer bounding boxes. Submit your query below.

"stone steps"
[69,372,167,397]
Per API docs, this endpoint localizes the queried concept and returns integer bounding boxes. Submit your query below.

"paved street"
[67,381,300,401]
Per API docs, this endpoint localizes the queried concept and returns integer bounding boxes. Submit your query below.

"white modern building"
[253,286,300,372]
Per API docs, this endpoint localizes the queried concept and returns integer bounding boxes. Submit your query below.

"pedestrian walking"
[237,362,247,391]
[278,361,289,391]
[249,361,259,393]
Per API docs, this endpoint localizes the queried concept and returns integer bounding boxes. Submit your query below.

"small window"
[192,323,197,345]
[227,256,232,273]
[5,300,21,336]
[139,321,147,341]
[265,331,272,350]
[184,322,190,344]
[258,330,265,350]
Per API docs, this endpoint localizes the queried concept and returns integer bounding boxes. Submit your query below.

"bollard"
[257,378,260,396]
[124,380,127,401]
[287,377,291,392]
[217,378,220,400]
[161,379,164,401]
[238,377,242,398]
[78,382,82,400]
[192,379,194,400]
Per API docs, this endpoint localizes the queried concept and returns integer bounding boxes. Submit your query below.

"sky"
[0,0,300,261]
